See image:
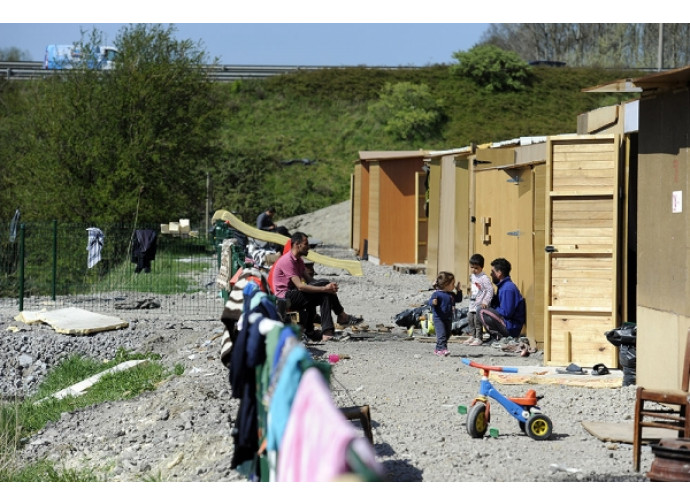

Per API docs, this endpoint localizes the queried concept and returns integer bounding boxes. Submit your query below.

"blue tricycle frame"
[461,358,553,440]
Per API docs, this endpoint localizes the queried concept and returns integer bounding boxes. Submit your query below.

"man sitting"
[478,257,526,343]
[256,206,290,237]
[272,231,362,341]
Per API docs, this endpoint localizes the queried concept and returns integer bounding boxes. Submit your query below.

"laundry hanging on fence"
[221,277,383,482]
[9,208,20,243]
[131,229,157,273]
[86,227,104,269]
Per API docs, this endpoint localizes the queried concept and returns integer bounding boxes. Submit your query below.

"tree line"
[481,23,690,69]
[0,25,226,227]
[0,23,659,234]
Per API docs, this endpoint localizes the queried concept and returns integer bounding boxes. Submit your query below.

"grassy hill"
[212,64,643,222]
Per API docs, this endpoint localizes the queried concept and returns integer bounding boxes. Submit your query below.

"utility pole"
[205,172,210,238]
[657,23,663,72]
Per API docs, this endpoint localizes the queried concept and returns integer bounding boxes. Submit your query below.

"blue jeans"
[433,315,451,351]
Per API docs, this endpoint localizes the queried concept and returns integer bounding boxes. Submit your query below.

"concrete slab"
[15,307,129,335]
[581,420,672,445]
[491,366,623,389]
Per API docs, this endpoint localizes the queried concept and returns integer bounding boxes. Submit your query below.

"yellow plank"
[552,199,612,210]
[211,209,363,276]
[552,161,615,171]
[552,151,616,162]
[552,142,616,153]
[549,190,614,197]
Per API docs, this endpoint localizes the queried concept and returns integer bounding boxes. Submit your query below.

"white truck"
[43,44,119,70]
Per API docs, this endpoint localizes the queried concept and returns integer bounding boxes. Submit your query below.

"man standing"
[478,257,525,343]
[256,206,290,237]
[272,232,362,341]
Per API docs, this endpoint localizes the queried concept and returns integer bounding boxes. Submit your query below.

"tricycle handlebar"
[461,358,518,375]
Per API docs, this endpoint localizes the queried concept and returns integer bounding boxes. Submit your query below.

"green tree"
[368,82,444,141]
[5,24,227,225]
[0,47,30,61]
[450,45,533,92]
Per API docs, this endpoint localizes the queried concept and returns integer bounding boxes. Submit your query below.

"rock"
[1,202,649,482]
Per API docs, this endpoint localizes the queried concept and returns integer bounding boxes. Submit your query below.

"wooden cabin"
[632,66,690,389]
[350,151,428,265]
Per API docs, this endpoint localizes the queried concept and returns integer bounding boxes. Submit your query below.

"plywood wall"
[426,160,441,280]
[637,87,690,389]
[367,163,380,261]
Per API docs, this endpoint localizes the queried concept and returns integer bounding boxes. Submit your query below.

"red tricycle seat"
[508,389,538,407]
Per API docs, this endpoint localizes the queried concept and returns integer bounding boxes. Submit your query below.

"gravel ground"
[0,200,655,485]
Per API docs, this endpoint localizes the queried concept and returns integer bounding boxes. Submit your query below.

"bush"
[450,45,533,92]
[368,82,444,141]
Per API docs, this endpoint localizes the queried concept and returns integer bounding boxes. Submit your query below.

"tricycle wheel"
[467,402,488,438]
[526,413,552,440]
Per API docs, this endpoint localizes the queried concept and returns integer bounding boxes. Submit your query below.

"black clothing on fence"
[131,229,157,273]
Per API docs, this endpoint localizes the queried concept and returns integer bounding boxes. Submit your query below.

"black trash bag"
[605,322,637,347]
[394,305,431,329]
[451,306,469,335]
[619,344,637,369]
[623,366,636,386]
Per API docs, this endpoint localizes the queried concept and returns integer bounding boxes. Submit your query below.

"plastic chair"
[632,328,690,471]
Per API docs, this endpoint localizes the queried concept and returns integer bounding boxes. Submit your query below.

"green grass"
[212,65,645,222]
[0,348,176,482]
[93,247,215,295]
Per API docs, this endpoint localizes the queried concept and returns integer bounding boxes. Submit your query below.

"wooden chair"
[632,328,690,471]
[340,405,374,444]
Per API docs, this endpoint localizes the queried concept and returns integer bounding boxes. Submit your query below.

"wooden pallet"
[392,263,426,275]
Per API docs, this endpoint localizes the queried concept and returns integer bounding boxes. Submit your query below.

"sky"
[2,2,663,66]
[0,22,490,66]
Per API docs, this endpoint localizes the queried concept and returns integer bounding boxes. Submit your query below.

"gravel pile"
[0,201,654,482]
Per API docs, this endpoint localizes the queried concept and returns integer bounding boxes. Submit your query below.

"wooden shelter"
[469,138,547,351]
[632,66,690,390]
[347,93,644,369]
[423,147,473,282]
[350,151,429,265]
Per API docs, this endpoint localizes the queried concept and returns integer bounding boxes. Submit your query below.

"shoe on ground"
[435,349,450,357]
[337,314,364,328]
[305,329,322,342]
[468,338,483,346]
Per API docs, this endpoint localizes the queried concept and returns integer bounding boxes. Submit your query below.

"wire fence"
[1,220,227,319]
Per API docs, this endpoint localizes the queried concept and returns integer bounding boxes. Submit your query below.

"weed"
[0,350,175,481]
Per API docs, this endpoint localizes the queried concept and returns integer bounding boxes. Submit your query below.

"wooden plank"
[552,141,616,153]
[552,151,616,162]
[551,256,613,268]
[547,312,616,366]
[549,190,615,197]
[553,212,613,222]
[552,161,616,171]
[544,134,620,367]
[552,198,612,210]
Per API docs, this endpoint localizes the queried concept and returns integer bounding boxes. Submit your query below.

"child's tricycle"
[460,358,553,440]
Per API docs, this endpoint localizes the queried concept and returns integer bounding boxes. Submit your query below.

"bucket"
[647,438,690,482]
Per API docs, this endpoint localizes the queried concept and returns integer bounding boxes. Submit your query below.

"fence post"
[18,223,25,311]
[52,219,57,300]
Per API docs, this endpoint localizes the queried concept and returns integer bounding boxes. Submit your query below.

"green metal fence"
[1,220,227,318]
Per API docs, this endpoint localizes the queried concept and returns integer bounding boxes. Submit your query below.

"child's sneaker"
[435,349,450,357]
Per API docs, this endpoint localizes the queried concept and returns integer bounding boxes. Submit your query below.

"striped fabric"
[86,227,104,269]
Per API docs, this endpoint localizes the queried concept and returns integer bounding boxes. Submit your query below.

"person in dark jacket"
[478,257,525,342]
[256,207,290,237]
